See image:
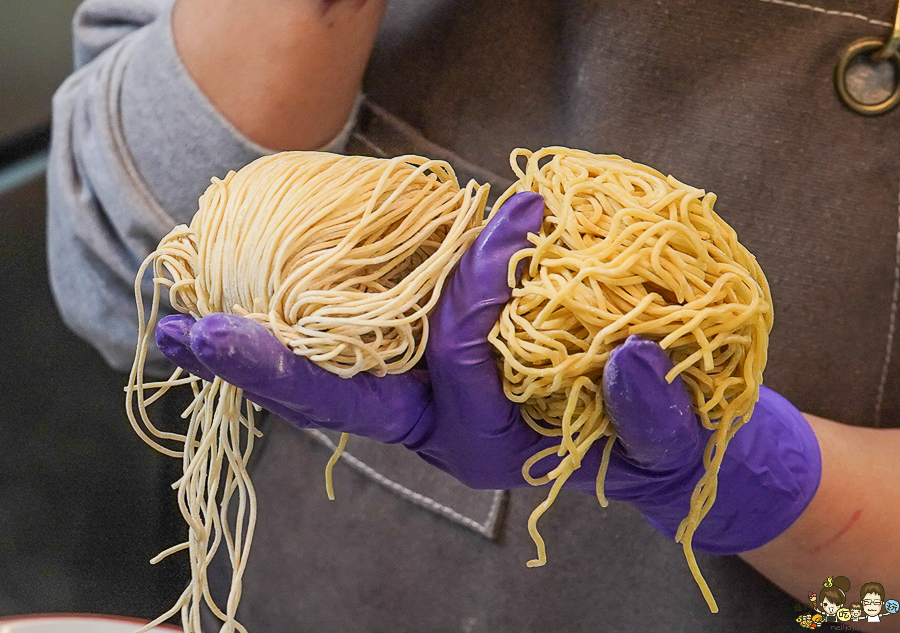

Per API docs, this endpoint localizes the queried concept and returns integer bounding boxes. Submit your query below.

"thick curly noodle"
[126,151,487,633]
[488,147,773,613]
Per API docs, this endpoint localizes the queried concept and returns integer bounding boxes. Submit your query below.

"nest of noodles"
[126,151,489,633]
[487,147,773,611]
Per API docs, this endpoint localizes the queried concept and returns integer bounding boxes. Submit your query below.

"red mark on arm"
[810,508,863,554]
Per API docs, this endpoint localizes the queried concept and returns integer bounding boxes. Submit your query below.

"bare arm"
[741,414,900,631]
[172,0,388,151]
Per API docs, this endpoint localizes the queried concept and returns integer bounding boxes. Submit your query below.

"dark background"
[0,0,189,622]
[1,0,82,140]
[0,179,189,619]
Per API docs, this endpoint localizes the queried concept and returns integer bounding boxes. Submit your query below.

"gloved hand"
[595,340,821,553]
[156,191,822,554]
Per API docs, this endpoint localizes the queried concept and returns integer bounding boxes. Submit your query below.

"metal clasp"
[834,0,900,115]
[875,0,900,61]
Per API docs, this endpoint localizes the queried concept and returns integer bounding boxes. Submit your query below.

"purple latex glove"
[157,192,557,492]
[594,338,822,553]
[156,191,822,553]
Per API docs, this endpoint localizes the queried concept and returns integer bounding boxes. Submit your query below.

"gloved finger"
[425,191,545,429]
[156,314,319,428]
[602,334,703,471]
[190,313,429,443]
[156,315,215,382]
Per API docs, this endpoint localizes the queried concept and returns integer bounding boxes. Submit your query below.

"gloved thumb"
[428,191,546,364]
[602,335,704,471]
[422,191,546,439]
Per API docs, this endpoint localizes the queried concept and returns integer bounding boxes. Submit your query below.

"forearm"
[741,414,900,631]
[172,0,387,151]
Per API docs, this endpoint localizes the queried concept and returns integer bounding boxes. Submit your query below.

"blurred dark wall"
[0,0,190,622]
[0,0,83,139]
[0,178,189,620]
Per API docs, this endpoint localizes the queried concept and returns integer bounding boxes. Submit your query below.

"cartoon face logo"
[863,593,884,617]
[803,577,893,626]
[821,597,839,615]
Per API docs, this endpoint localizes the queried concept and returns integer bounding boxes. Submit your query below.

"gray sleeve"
[47,0,359,374]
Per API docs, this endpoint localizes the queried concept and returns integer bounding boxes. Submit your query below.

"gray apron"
[203,1,900,631]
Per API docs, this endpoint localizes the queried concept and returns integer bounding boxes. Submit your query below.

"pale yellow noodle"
[126,146,768,623]
[488,147,772,613]
[125,151,488,632]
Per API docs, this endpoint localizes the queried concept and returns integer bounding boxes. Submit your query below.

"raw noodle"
[125,151,487,632]
[487,147,773,613]
[125,146,771,625]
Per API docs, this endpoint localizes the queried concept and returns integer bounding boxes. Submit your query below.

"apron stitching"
[485,490,505,532]
[755,0,891,27]
[351,131,388,158]
[305,428,496,536]
[874,182,900,427]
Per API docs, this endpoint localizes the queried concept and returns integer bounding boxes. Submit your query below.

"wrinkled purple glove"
[156,191,821,554]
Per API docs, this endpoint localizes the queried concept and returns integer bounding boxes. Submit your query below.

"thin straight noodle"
[488,147,772,613]
[126,151,488,632]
